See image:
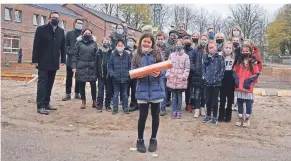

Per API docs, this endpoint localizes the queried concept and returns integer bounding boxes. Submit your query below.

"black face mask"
[216,39,224,44]
[242,53,250,58]
[83,35,92,40]
[184,42,191,48]
[192,38,198,43]
[233,42,239,48]
[50,18,59,26]
[103,44,110,48]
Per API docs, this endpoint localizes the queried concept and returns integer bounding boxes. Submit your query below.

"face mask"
[142,47,151,52]
[216,39,224,44]
[209,49,217,55]
[116,29,124,35]
[184,42,191,47]
[103,43,110,48]
[75,24,83,30]
[233,42,239,48]
[127,41,134,48]
[83,35,92,40]
[176,45,183,51]
[116,47,124,52]
[208,33,215,39]
[192,38,198,43]
[201,41,208,47]
[242,53,250,58]
[50,18,59,26]
[224,48,232,55]
[233,31,240,37]
[157,40,165,46]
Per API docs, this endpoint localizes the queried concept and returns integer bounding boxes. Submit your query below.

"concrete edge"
[254,88,291,97]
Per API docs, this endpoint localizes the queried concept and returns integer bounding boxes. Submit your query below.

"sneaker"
[235,117,243,126]
[172,112,177,118]
[160,109,167,116]
[105,107,112,112]
[112,108,118,115]
[123,108,130,114]
[176,112,182,119]
[243,117,251,127]
[202,116,211,123]
[166,101,171,107]
[74,93,81,99]
[148,138,158,152]
[210,117,218,125]
[62,94,71,101]
[96,105,102,113]
[232,104,238,111]
[200,107,206,116]
[193,109,200,118]
[136,139,146,153]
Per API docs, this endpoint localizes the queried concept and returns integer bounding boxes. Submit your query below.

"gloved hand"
[243,79,251,89]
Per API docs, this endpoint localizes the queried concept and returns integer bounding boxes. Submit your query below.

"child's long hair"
[237,44,254,73]
[132,33,161,68]
[222,41,235,58]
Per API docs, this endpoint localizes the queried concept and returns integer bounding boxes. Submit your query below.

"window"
[3,35,21,54]
[4,8,12,21]
[33,14,39,26]
[15,10,22,22]
[40,15,47,25]
[59,20,66,29]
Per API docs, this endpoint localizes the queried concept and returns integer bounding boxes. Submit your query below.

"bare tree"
[194,7,210,35]
[82,4,118,16]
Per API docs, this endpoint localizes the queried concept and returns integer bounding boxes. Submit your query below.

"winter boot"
[74,93,81,99]
[243,116,251,127]
[80,100,86,109]
[176,112,182,119]
[172,111,177,118]
[92,100,97,108]
[148,138,158,152]
[62,94,71,101]
[186,105,193,113]
[235,116,243,127]
[193,109,200,118]
[136,139,146,153]
[224,107,232,122]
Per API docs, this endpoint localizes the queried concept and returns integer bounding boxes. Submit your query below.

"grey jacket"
[65,29,82,67]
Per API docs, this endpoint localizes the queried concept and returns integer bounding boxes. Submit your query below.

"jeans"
[161,77,168,110]
[205,86,220,117]
[138,102,160,139]
[97,77,113,107]
[79,81,97,101]
[127,79,137,104]
[113,83,128,111]
[65,66,80,94]
[172,90,182,112]
[191,87,201,109]
[200,87,206,107]
[37,70,57,108]
[237,99,253,115]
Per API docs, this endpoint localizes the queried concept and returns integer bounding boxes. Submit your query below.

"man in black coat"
[62,18,84,101]
[32,12,66,115]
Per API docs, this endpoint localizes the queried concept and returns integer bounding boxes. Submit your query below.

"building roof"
[26,4,81,17]
[75,4,139,31]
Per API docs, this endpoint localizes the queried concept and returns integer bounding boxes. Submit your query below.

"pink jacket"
[166,51,190,89]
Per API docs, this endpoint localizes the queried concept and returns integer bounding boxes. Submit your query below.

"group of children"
[70,23,263,153]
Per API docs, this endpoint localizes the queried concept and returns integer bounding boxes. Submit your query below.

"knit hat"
[169,30,178,36]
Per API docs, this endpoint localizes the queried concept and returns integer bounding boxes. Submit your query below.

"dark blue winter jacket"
[132,50,166,101]
[108,50,131,84]
[202,53,225,87]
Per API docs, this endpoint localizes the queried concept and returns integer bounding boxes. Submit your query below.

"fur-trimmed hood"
[76,35,97,42]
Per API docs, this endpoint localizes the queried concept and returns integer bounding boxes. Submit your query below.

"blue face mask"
[75,24,83,30]
[176,45,183,51]
[127,41,134,48]
[208,33,215,39]
[116,47,124,52]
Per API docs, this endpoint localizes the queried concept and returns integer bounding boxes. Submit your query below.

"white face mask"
[233,31,240,37]
[117,29,124,35]
[224,48,232,55]
[142,47,150,52]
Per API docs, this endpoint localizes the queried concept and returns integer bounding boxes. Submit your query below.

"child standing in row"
[108,39,131,115]
[132,33,165,153]
[218,41,235,122]
[166,39,190,119]
[202,41,225,125]
[233,44,259,127]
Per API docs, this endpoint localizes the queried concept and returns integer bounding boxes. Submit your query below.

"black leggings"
[79,81,97,101]
[205,86,220,117]
[138,102,160,140]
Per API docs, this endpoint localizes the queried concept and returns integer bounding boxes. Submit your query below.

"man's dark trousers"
[65,66,80,94]
[37,70,57,108]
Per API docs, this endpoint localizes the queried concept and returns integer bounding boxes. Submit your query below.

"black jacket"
[32,23,66,70]
[96,49,112,79]
[65,29,82,67]
[72,36,98,82]
[108,50,131,84]
[191,48,204,87]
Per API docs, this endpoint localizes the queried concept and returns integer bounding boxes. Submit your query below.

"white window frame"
[15,10,22,23]
[4,8,12,21]
[3,35,21,54]
[58,20,66,29]
[40,15,47,25]
[33,14,39,26]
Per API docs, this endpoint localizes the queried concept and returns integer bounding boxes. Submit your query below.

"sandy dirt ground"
[1,80,291,161]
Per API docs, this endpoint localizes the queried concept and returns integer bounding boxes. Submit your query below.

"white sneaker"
[232,104,238,111]
[235,117,243,126]
[243,117,251,127]
[200,107,206,116]
[193,109,200,118]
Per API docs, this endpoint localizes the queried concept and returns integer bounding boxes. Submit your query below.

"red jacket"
[233,61,259,93]
[252,46,263,72]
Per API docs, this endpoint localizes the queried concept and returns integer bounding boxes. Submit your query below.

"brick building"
[1,4,142,63]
